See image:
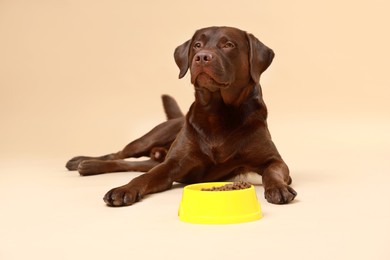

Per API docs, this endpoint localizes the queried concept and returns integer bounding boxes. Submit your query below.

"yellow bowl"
[178,182,262,224]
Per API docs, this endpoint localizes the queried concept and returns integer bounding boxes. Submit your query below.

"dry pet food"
[201,181,251,191]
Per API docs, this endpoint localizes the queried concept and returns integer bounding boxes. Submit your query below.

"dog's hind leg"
[66,117,184,173]
[115,117,183,159]
[77,146,169,175]
[77,159,160,176]
[66,154,119,171]
[66,96,184,171]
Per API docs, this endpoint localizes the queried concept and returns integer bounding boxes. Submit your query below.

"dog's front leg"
[262,160,297,204]
[103,159,192,207]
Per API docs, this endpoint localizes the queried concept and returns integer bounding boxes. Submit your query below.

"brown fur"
[66,26,297,206]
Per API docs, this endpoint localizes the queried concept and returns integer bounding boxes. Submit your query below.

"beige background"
[1,0,389,259]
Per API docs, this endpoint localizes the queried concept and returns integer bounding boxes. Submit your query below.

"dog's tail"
[162,95,184,120]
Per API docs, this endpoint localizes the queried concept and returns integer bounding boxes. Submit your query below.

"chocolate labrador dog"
[66,26,297,206]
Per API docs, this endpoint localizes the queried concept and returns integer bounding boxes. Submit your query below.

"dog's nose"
[194,52,213,64]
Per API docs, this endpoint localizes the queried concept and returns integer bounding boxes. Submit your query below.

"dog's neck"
[194,83,263,108]
[220,84,254,107]
[188,84,266,136]
[191,83,266,122]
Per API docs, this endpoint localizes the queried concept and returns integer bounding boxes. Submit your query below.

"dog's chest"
[200,134,240,164]
[191,100,260,164]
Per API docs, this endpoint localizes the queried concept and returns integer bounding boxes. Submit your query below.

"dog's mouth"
[192,72,230,91]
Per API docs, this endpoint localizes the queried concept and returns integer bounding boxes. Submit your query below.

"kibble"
[201,181,251,191]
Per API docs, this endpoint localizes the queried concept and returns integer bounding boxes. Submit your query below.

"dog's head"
[174,26,274,92]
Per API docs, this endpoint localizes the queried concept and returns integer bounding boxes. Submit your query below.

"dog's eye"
[223,41,235,48]
[193,42,202,49]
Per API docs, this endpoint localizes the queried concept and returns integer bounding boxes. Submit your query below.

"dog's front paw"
[265,184,297,204]
[103,185,143,207]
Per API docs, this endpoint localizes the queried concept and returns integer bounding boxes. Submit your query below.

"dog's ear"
[174,39,191,79]
[247,33,275,84]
